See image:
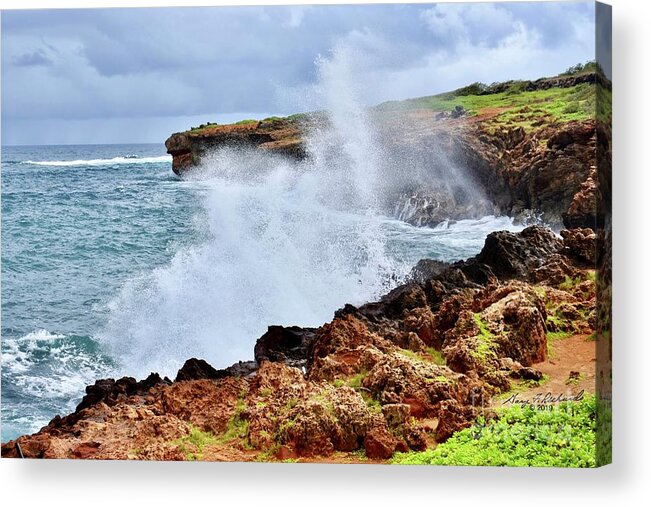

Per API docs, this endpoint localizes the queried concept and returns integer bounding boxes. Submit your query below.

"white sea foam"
[23,155,171,167]
[2,330,113,399]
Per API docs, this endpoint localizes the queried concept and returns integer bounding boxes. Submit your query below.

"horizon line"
[1,141,165,148]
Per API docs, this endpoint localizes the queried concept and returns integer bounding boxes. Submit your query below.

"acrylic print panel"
[0,1,612,466]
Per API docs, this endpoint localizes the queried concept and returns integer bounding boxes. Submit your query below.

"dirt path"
[494,334,596,408]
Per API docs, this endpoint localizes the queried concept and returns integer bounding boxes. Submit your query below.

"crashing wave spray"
[99,46,408,377]
[308,45,384,210]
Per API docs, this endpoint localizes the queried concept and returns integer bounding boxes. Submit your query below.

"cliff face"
[165,73,607,229]
[165,118,306,175]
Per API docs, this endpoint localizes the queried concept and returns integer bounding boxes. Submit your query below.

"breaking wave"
[23,155,171,167]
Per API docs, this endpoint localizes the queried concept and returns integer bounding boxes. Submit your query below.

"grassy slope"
[394,84,596,130]
[376,78,612,135]
[184,65,610,135]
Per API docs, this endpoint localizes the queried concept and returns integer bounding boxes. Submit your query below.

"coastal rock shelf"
[2,226,600,462]
[165,118,306,175]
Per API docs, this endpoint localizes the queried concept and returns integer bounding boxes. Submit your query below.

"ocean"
[1,142,523,442]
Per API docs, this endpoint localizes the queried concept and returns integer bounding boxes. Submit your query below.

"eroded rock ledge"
[165,118,307,175]
[2,226,598,461]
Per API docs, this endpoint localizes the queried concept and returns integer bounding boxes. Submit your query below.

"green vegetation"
[185,63,610,138]
[220,397,250,447]
[425,375,453,385]
[261,116,284,123]
[543,269,597,347]
[560,274,584,291]
[425,347,447,365]
[377,71,602,133]
[346,371,367,389]
[127,447,143,459]
[393,395,596,467]
[334,370,382,413]
[560,60,600,77]
[285,112,311,122]
[352,448,369,462]
[173,426,219,460]
[360,390,382,413]
[190,121,220,131]
[533,286,547,299]
[234,119,259,125]
[565,372,586,386]
[470,313,499,365]
[547,331,571,341]
[398,347,447,366]
[276,418,297,442]
[255,443,280,462]
[283,397,298,412]
[259,387,273,398]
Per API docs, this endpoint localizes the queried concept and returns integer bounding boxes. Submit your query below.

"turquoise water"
[1,144,196,441]
[1,143,522,442]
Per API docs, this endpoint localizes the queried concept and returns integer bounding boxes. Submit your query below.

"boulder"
[434,399,479,442]
[77,373,169,412]
[254,325,316,369]
[474,226,562,279]
[561,227,597,265]
[175,358,226,382]
[364,426,398,460]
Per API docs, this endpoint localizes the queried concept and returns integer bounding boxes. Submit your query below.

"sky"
[1,1,600,145]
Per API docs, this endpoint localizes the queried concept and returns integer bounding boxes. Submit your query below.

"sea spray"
[97,45,498,378]
[99,47,409,376]
[99,149,406,377]
[309,45,384,210]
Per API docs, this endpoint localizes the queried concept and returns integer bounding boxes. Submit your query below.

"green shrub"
[453,82,487,96]
[561,60,598,76]
[393,396,596,467]
[559,275,583,291]
[262,116,284,123]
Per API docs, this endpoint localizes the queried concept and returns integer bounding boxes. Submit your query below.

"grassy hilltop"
[186,61,610,136]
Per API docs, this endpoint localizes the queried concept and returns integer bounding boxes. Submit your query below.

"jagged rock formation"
[2,226,598,461]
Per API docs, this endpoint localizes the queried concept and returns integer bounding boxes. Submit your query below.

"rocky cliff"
[165,72,609,230]
[165,117,307,175]
[2,226,598,461]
